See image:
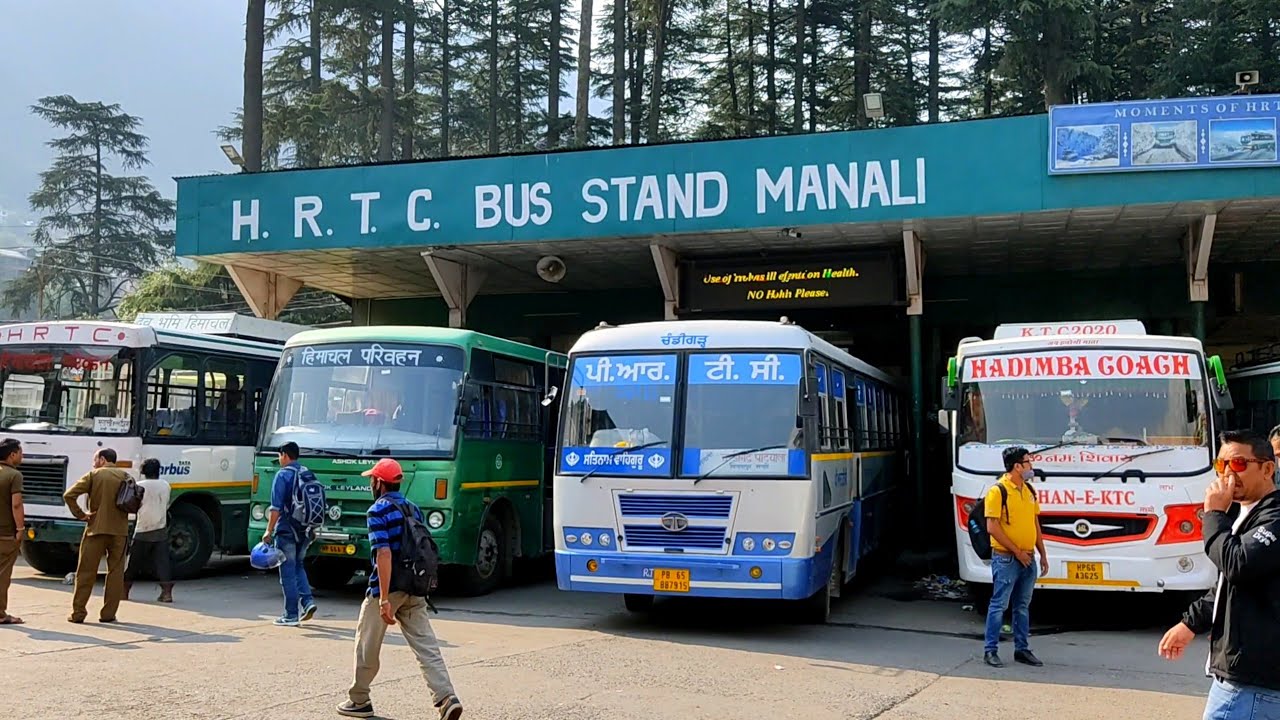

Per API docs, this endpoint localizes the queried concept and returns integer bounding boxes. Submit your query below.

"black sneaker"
[1014,649,1043,667]
[436,695,463,720]
[336,700,374,718]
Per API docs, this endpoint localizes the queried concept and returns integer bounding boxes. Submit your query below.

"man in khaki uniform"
[0,438,25,626]
[63,448,131,623]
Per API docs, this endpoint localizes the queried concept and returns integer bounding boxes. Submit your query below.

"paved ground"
[4,557,1211,719]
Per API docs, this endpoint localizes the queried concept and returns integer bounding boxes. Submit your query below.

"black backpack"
[967,484,1009,561]
[389,500,440,610]
[115,475,145,514]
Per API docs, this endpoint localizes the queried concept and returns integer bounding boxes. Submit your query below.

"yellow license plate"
[652,568,690,593]
[1067,561,1105,583]
[318,543,351,556]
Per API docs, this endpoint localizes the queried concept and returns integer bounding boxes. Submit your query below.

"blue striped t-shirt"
[366,491,424,597]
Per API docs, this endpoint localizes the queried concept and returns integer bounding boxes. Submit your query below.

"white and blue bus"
[552,319,906,622]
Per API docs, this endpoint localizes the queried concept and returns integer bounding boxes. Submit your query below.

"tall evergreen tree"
[4,97,174,318]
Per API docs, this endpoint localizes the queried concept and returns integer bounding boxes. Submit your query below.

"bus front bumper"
[555,550,824,600]
[22,518,87,545]
[957,543,1218,593]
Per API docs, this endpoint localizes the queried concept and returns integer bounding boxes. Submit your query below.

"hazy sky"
[0,2,246,225]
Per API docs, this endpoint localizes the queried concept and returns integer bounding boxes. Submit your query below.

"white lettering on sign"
[579,173,725,224]
[475,183,552,229]
[756,158,926,215]
[964,351,1198,382]
[1,323,137,346]
[232,199,260,241]
[407,188,434,231]
[295,196,323,238]
[351,192,381,234]
[1037,489,1138,507]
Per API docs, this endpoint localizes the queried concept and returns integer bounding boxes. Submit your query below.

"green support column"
[1191,301,1206,342]
[909,314,925,512]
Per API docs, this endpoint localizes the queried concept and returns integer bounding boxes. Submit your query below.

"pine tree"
[4,96,174,319]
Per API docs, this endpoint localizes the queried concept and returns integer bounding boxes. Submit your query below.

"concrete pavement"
[3,559,1209,719]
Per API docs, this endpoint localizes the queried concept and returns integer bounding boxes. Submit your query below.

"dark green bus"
[249,326,566,595]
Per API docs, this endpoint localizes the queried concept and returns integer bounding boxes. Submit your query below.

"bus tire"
[801,554,838,624]
[624,593,655,613]
[306,557,355,590]
[456,513,506,597]
[20,541,78,576]
[168,503,215,580]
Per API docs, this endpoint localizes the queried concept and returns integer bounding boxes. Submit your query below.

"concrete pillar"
[650,243,680,320]
[224,264,302,320]
[1186,214,1216,342]
[421,252,485,328]
[903,224,926,518]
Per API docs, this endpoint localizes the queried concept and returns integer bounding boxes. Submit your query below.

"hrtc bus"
[251,326,566,595]
[3,313,300,578]
[940,320,1234,597]
[553,319,906,622]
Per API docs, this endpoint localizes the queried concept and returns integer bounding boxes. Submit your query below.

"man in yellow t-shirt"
[982,446,1049,669]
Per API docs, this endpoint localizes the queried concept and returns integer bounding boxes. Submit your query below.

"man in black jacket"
[1158,429,1280,719]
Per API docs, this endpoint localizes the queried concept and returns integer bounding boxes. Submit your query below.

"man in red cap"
[338,458,463,720]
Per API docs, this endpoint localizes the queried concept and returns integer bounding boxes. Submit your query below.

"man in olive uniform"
[0,438,25,625]
[63,448,131,623]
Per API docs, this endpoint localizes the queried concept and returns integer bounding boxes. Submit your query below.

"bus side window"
[832,369,849,451]
[814,362,831,450]
[145,353,200,440]
[202,357,249,445]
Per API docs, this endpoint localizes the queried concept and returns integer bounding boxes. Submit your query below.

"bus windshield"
[680,352,805,477]
[559,354,676,476]
[0,345,134,435]
[259,342,465,456]
[958,349,1209,451]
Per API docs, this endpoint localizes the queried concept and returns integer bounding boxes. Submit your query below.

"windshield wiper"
[1088,446,1182,482]
[694,445,788,484]
[297,447,363,459]
[578,440,669,483]
[1098,436,1148,446]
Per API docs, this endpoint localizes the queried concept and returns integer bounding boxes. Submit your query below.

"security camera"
[780,228,802,239]
[1236,70,1260,87]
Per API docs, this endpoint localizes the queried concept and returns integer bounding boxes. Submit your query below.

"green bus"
[249,326,566,595]
[1227,345,1280,431]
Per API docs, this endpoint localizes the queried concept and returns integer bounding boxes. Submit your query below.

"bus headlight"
[742,537,756,551]
[251,504,266,521]
[580,532,593,546]
[599,533,611,547]
[426,511,446,529]
[762,538,776,551]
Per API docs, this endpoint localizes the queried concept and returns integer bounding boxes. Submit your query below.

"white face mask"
[1021,468,1035,481]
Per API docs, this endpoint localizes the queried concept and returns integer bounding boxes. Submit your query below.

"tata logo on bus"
[158,461,193,477]
[965,352,1193,380]
[660,513,690,532]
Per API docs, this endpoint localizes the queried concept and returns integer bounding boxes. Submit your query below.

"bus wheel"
[624,594,655,613]
[168,504,215,580]
[801,556,838,624]
[306,558,355,590]
[20,541,78,576]
[456,514,506,597]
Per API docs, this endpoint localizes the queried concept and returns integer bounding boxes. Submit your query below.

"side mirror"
[454,374,473,423]
[940,377,959,411]
[936,409,951,432]
[799,377,819,419]
[541,385,559,407]
[1207,355,1234,412]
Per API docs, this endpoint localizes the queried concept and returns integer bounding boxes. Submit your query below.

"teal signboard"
[176,112,1280,258]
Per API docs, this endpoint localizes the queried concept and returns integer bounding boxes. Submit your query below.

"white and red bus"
[940,320,1234,596]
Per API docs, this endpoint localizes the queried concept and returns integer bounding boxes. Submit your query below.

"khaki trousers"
[71,533,127,622]
[349,592,456,707]
[0,537,18,617]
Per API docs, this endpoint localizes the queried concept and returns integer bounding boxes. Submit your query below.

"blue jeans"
[1204,678,1280,720]
[276,532,314,620]
[984,552,1037,653]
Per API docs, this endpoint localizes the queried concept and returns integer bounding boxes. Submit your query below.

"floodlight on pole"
[863,93,885,120]
[220,144,245,167]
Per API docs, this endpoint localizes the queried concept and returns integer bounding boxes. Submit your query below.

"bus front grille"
[622,525,727,550]
[18,458,69,502]
[618,494,733,519]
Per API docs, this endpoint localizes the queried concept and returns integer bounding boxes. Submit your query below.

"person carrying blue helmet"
[262,441,317,627]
